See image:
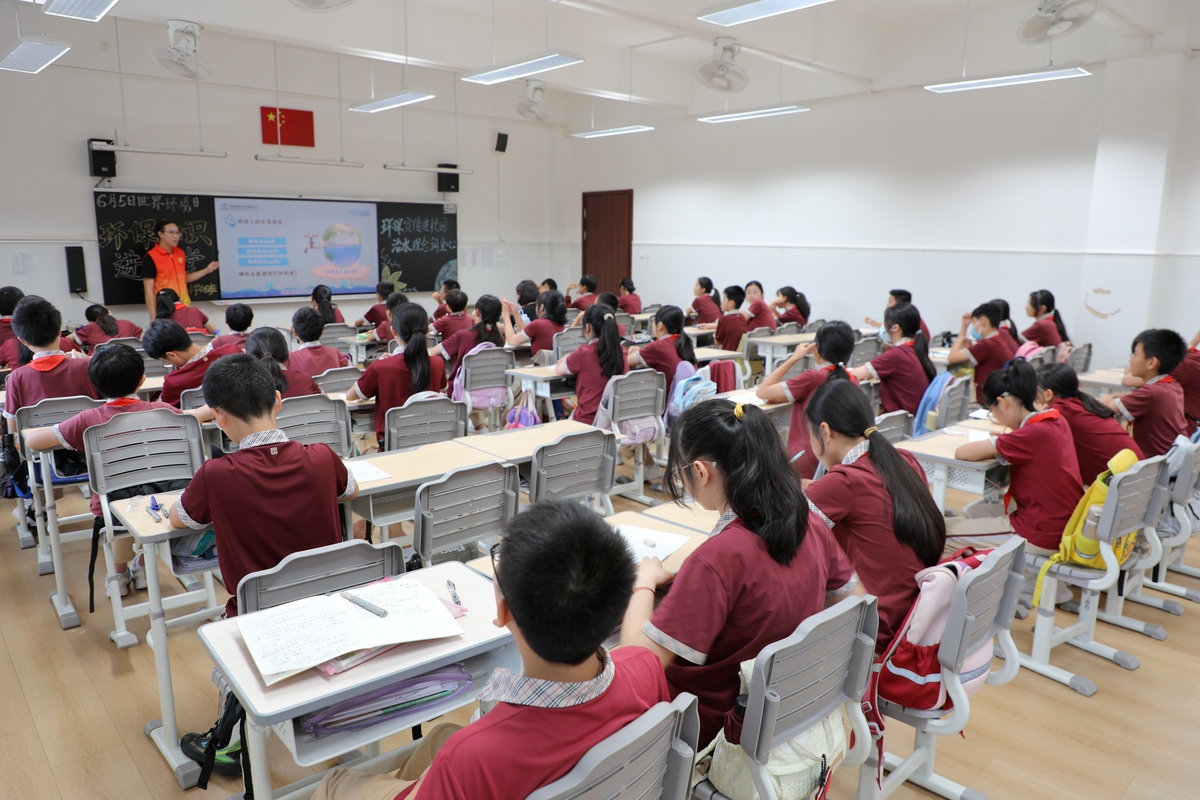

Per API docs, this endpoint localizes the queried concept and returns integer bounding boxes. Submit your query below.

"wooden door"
[581,190,633,294]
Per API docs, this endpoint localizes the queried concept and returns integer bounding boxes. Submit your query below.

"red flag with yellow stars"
[260,106,315,147]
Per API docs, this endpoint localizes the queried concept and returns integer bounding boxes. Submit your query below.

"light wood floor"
[1,484,1198,799]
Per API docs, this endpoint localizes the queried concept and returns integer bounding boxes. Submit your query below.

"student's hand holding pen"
[634,556,674,593]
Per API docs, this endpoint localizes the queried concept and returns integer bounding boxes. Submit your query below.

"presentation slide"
[214,197,379,298]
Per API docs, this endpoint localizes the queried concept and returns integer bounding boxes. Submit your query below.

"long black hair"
[537,291,568,326]
[984,358,1039,411]
[667,400,808,565]
[815,320,855,382]
[154,288,180,320]
[884,302,937,381]
[619,278,636,294]
[1037,362,1114,419]
[991,298,1018,339]
[85,304,119,337]
[246,327,291,395]
[470,294,504,348]
[394,303,432,393]
[1029,290,1069,343]
[777,286,811,321]
[582,303,626,380]
[805,380,945,567]
[697,276,719,304]
[654,305,696,365]
[311,284,338,324]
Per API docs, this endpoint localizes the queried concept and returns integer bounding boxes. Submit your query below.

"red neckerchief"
[667,334,680,341]
[106,397,140,407]
[29,356,66,372]
[1158,375,1176,385]
[174,302,186,312]
[899,341,916,349]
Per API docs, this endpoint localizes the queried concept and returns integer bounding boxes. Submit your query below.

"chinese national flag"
[260,106,315,147]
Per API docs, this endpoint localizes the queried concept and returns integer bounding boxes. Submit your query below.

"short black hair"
[292,307,325,342]
[376,281,395,300]
[202,353,277,421]
[385,291,409,312]
[1133,328,1188,375]
[88,342,144,398]
[890,289,913,304]
[970,302,1001,329]
[440,279,460,292]
[12,296,62,348]
[579,275,597,293]
[496,500,634,665]
[515,279,539,305]
[541,278,558,291]
[723,285,746,308]
[225,303,253,332]
[445,289,468,313]
[596,292,619,309]
[141,319,193,358]
[0,286,25,316]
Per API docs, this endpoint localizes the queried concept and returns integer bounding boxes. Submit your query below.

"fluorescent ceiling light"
[91,142,227,158]
[697,104,810,123]
[349,90,435,113]
[462,51,583,85]
[255,155,364,168]
[698,0,836,27]
[925,65,1091,93]
[44,0,120,22]
[383,164,475,174]
[0,37,70,74]
[570,125,654,139]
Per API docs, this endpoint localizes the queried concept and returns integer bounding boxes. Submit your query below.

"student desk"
[137,375,165,398]
[643,501,723,534]
[712,390,791,437]
[199,562,520,800]
[751,333,816,373]
[928,348,952,373]
[631,312,655,330]
[507,365,573,400]
[1078,368,1129,397]
[684,325,715,345]
[897,431,1007,512]
[694,346,743,364]
[339,335,389,366]
[955,417,1010,435]
[455,419,610,465]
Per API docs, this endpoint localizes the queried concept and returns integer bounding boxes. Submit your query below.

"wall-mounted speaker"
[437,164,460,193]
[495,132,509,153]
[88,138,116,178]
[65,246,87,294]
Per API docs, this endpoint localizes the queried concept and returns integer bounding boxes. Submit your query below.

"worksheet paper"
[343,459,391,484]
[236,579,463,683]
[724,391,767,407]
[616,524,690,563]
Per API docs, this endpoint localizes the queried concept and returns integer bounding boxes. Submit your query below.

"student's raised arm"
[946,313,973,365]
[849,364,873,382]
[22,425,60,451]
[618,557,676,670]
[954,438,997,462]
[757,343,815,403]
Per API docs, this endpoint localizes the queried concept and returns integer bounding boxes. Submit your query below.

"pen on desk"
[146,507,162,522]
[341,591,388,617]
[789,450,806,464]
[446,580,462,606]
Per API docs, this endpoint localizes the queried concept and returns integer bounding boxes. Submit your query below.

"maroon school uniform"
[159,344,241,407]
[783,367,859,481]
[691,295,720,324]
[867,341,931,415]
[806,445,929,654]
[617,293,642,314]
[209,332,249,351]
[288,343,350,378]
[1050,397,1144,485]
[279,369,322,400]
[966,332,1018,405]
[522,319,563,355]
[645,512,856,745]
[432,303,450,320]
[396,648,669,800]
[0,317,13,346]
[995,409,1083,551]
[0,336,81,369]
[637,336,686,379]
[355,353,447,439]
[1171,348,1200,433]
[776,306,807,328]
[564,340,626,426]
[3,352,97,420]
[714,312,748,353]
[1116,375,1188,458]
[568,293,598,311]
[433,312,474,339]
[75,319,143,349]
[1021,316,1062,348]
[166,304,209,331]
[176,431,352,617]
[440,328,486,384]
[363,303,388,327]
[54,399,180,515]
[745,300,777,333]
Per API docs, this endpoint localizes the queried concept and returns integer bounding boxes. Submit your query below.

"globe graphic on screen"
[322,223,363,268]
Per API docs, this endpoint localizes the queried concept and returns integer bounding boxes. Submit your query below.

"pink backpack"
[1012,340,1043,361]
[450,342,508,411]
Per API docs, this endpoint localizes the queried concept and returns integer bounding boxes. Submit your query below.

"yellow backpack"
[1033,449,1142,605]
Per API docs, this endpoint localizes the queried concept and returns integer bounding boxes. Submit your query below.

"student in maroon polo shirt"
[565,274,599,311]
[0,332,82,369]
[696,285,749,353]
[621,400,861,746]
[804,379,946,655]
[0,285,24,347]
[3,296,96,432]
[617,278,642,314]
[289,307,351,377]
[768,286,810,328]
[210,303,253,351]
[500,291,566,356]
[1100,328,1189,457]
[431,289,474,339]
[756,320,858,481]
[1021,289,1069,348]
[865,289,931,341]
[1172,330,1200,434]
[354,281,394,328]
[312,284,345,325]
[73,304,143,351]
[430,279,460,321]
[687,277,721,325]
[1037,363,1144,485]
[141,319,241,407]
[155,288,216,334]
[556,303,627,426]
[851,302,936,416]
[245,327,321,401]
[312,500,671,800]
[738,280,777,334]
[946,301,1018,405]
[364,292,410,343]
[627,305,697,382]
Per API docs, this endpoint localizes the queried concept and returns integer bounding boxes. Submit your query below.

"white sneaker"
[128,554,147,591]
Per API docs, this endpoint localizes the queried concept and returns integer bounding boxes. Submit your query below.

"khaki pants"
[944,520,1071,605]
[311,723,461,800]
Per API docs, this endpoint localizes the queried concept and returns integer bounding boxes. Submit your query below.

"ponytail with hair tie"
[734,403,746,421]
[863,426,879,437]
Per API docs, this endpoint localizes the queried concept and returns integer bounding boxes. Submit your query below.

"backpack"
[1055,341,1075,363]
[1012,340,1043,361]
[863,546,994,784]
[505,391,540,430]
[450,342,508,411]
[593,373,664,445]
[666,373,716,433]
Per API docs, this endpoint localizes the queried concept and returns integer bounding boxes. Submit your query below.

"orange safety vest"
[145,244,191,305]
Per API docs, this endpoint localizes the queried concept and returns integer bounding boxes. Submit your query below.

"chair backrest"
[413,462,519,563]
[781,354,811,381]
[1068,342,1092,373]
[553,326,587,360]
[642,303,662,315]
[237,539,406,614]
[850,336,882,367]
[529,428,617,503]
[84,408,205,495]
[1096,455,1168,543]
[744,326,774,360]
[740,596,878,765]
[526,694,699,800]
[608,369,667,423]
[775,321,803,336]
[462,347,515,393]
[937,536,1025,674]
[1171,441,1200,506]
[615,312,634,334]
[277,394,352,458]
[187,331,213,346]
[565,308,582,326]
[16,395,106,459]
[1026,346,1055,370]
[859,379,881,413]
[936,375,972,428]
[319,323,358,357]
[178,386,207,411]
[804,319,826,333]
[110,337,170,378]
[384,395,468,451]
[874,410,913,444]
[313,365,364,395]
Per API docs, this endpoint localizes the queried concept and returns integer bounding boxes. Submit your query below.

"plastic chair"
[694,595,879,800]
[552,326,587,361]
[775,321,803,336]
[858,536,1026,800]
[277,394,353,458]
[615,312,635,334]
[187,331,213,346]
[1068,343,1092,374]
[320,322,358,359]
[850,336,882,367]
[860,380,882,414]
[237,539,405,613]
[603,369,667,507]
[1019,455,1166,695]
[1025,346,1055,370]
[384,395,468,451]
[313,365,365,395]
[697,363,744,392]
[1163,441,1200,588]
[529,694,699,800]
[412,462,519,567]
[460,347,515,431]
[529,428,618,515]
[110,337,170,378]
[84,409,217,648]
[177,387,207,410]
[642,303,663,315]
[926,375,972,431]
[874,410,914,444]
[804,319,826,333]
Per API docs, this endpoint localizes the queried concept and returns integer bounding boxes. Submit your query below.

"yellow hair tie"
[863,426,879,437]
[734,403,746,421]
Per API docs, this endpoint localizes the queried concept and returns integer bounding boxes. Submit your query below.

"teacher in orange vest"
[140,220,219,319]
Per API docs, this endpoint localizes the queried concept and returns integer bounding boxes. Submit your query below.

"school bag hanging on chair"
[666,373,716,433]
[450,342,508,412]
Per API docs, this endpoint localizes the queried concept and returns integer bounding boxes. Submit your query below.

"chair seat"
[878,697,950,725]
[1025,553,1121,585]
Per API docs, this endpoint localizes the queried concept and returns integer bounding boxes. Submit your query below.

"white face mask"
[877,325,890,343]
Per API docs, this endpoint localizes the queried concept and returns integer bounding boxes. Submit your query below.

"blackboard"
[93,191,221,307]
[377,202,458,293]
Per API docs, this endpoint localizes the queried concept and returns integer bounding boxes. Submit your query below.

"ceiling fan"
[696,37,749,92]
[150,20,209,80]
[1018,0,1098,43]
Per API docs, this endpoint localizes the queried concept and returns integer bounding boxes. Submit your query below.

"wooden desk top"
[1078,368,1128,389]
[683,326,713,339]
[350,441,504,492]
[642,501,722,534]
[108,492,192,544]
[713,390,789,413]
[694,347,742,362]
[929,347,951,365]
[897,431,997,466]
[456,420,613,462]
[507,366,561,381]
[138,376,165,394]
[753,333,816,349]
[954,418,1010,435]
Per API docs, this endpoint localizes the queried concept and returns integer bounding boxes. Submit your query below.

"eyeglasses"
[489,541,503,595]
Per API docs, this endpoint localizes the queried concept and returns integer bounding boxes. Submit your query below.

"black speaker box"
[65,246,87,294]
[437,164,459,193]
[88,138,116,178]
[495,132,508,153]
